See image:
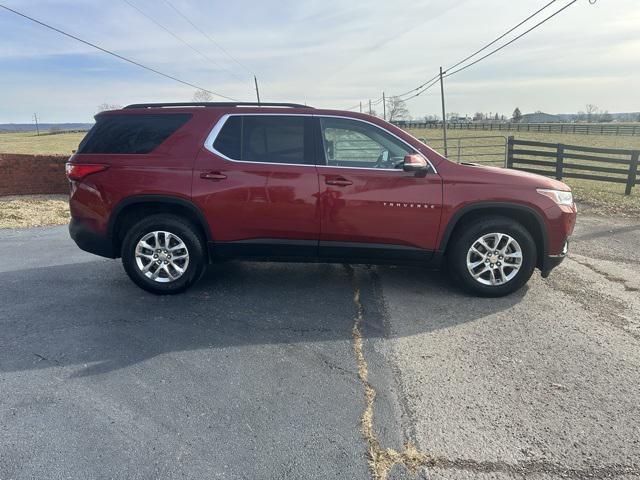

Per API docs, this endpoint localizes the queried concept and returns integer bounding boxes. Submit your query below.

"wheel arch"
[108,195,212,257]
[439,202,548,269]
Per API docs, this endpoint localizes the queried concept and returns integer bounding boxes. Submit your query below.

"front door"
[192,114,320,258]
[317,116,442,261]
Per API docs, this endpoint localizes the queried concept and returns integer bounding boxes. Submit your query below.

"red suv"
[67,102,576,296]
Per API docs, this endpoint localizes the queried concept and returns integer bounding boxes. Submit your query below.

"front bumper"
[541,239,568,278]
[69,218,116,258]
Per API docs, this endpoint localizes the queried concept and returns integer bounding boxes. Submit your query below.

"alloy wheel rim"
[466,232,523,286]
[134,231,190,283]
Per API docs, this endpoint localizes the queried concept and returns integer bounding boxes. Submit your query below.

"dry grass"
[0,195,70,229]
[0,131,85,155]
[407,127,640,152]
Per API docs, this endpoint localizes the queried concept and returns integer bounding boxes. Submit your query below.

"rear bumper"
[541,239,568,278]
[69,218,116,258]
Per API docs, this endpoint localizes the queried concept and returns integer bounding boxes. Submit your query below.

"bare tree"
[97,103,122,112]
[385,96,410,122]
[585,104,599,123]
[512,108,522,122]
[600,110,613,122]
[473,112,485,121]
[192,89,213,102]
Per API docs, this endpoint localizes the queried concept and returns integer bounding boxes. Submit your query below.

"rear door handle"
[325,177,353,187]
[200,171,227,181]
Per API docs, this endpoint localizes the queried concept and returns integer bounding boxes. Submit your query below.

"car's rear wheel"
[121,214,206,294]
[448,216,537,297]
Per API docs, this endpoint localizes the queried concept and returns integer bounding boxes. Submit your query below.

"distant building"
[520,112,561,123]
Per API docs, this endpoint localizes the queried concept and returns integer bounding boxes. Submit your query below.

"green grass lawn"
[0,131,86,155]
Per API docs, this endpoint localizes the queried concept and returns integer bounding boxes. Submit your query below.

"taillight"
[65,163,109,181]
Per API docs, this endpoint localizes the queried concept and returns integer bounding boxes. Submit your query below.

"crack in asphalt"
[345,265,432,480]
[569,255,639,292]
[350,264,640,480]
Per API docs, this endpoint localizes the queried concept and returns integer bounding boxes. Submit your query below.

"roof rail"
[124,102,313,109]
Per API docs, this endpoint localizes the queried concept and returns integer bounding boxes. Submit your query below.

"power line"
[122,0,245,83]
[397,73,440,99]
[446,0,558,73]
[161,0,255,77]
[445,0,579,78]
[401,77,440,101]
[0,3,239,101]
[399,0,582,102]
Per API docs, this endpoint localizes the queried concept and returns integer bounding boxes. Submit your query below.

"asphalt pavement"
[1,212,639,479]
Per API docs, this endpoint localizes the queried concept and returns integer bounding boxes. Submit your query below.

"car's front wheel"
[448,216,537,297]
[121,214,206,294]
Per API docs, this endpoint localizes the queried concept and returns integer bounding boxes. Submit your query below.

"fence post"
[556,144,564,180]
[626,151,639,196]
[506,136,514,169]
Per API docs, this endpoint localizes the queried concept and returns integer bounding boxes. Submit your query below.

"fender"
[437,201,549,258]
[108,194,212,242]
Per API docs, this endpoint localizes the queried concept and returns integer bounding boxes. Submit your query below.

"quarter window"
[320,117,413,169]
[213,116,241,159]
[77,114,191,154]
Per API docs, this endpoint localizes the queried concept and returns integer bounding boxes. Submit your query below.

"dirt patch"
[0,194,69,229]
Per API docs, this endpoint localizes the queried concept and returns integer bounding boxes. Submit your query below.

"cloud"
[0,0,638,121]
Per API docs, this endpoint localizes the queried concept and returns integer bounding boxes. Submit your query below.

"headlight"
[537,188,573,206]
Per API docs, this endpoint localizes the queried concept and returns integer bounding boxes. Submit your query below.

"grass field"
[405,128,640,216]
[0,131,86,155]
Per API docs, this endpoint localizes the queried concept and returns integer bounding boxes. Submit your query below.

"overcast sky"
[0,0,638,123]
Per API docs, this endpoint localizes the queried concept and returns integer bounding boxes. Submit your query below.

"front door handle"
[325,177,353,187]
[200,171,227,181]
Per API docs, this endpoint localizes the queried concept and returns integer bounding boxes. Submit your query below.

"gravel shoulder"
[0,194,69,228]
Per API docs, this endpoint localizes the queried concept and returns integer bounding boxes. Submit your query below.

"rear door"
[317,116,442,261]
[192,114,320,258]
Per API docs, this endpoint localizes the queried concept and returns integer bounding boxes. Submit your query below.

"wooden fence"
[394,121,640,136]
[506,137,639,195]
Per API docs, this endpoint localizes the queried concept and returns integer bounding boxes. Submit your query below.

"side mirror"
[403,154,428,175]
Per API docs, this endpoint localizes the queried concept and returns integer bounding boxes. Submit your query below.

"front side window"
[320,117,413,169]
[212,115,310,165]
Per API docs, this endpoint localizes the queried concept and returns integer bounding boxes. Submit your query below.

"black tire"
[448,215,537,297]
[121,214,206,295]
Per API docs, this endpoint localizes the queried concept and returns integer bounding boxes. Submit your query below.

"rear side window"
[211,115,311,165]
[77,114,191,154]
[213,116,241,159]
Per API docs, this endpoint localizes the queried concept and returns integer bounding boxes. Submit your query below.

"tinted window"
[212,116,309,165]
[242,116,306,164]
[320,117,412,169]
[77,114,191,154]
[213,116,241,159]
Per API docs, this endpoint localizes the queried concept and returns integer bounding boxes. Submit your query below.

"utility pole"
[33,113,40,136]
[382,92,386,121]
[369,99,372,115]
[359,101,362,113]
[254,75,261,105]
[439,67,448,157]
